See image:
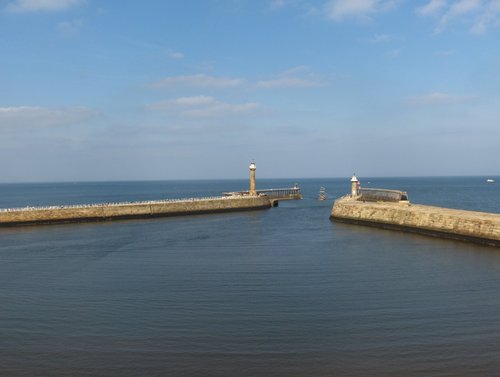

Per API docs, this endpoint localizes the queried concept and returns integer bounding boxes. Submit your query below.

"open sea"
[1,176,500,377]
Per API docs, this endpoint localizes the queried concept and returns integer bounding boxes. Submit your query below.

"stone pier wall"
[331,197,500,246]
[0,196,272,227]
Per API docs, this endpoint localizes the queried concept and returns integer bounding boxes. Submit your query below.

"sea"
[1,176,500,377]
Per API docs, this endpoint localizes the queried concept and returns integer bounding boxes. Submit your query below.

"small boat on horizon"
[487,179,495,183]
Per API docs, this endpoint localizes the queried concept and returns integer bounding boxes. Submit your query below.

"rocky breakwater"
[0,196,272,227]
[331,195,500,247]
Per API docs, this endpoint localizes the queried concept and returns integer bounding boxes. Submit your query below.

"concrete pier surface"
[0,196,272,227]
[331,196,500,247]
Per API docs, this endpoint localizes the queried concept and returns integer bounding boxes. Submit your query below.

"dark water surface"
[1,177,500,377]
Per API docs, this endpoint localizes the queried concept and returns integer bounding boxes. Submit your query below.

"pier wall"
[0,196,272,227]
[331,197,500,246]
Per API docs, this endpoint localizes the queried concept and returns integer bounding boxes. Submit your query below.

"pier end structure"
[351,174,359,198]
[249,161,257,196]
[331,177,500,247]
[223,161,302,204]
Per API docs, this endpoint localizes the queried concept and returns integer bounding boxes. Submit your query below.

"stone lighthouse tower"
[351,174,359,198]
[249,161,257,196]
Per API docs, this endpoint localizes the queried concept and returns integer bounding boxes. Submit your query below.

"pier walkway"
[0,195,273,227]
[223,187,302,205]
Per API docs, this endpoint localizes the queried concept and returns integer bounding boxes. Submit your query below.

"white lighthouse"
[351,174,359,198]
[249,162,257,196]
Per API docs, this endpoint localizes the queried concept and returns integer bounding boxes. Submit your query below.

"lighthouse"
[351,174,359,198]
[249,161,257,196]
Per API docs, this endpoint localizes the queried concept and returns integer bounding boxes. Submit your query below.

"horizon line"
[0,174,498,185]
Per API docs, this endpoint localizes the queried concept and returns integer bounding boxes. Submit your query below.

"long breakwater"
[0,195,272,227]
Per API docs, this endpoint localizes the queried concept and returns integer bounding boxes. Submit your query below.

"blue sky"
[1,0,499,182]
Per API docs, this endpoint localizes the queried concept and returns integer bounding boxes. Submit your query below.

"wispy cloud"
[386,48,400,58]
[325,0,399,21]
[167,49,184,60]
[145,96,260,118]
[268,0,318,15]
[5,0,85,13]
[150,68,326,90]
[256,77,324,88]
[146,96,215,110]
[416,0,447,16]
[256,66,327,88]
[405,92,476,105]
[57,19,83,36]
[436,0,482,32]
[370,33,391,43]
[149,74,245,88]
[0,106,97,127]
[269,0,287,10]
[470,0,500,34]
[418,0,500,34]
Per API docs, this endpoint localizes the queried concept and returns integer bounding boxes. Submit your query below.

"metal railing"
[357,188,408,202]
[0,195,255,213]
[257,187,302,197]
[223,187,302,198]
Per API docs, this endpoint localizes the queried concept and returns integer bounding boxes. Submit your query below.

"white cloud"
[257,77,324,88]
[469,0,500,33]
[149,74,245,88]
[150,68,326,90]
[419,0,500,34]
[57,19,83,36]
[270,0,287,9]
[449,0,482,15]
[268,0,319,14]
[0,106,97,127]
[146,96,216,110]
[167,49,184,60]
[145,96,260,118]
[417,0,447,16]
[5,0,85,12]
[183,102,260,118]
[406,92,476,105]
[437,0,482,33]
[325,0,398,21]
[282,66,310,75]
[256,66,326,88]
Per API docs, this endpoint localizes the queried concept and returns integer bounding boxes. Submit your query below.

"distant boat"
[319,187,327,201]
[487,179,495,183]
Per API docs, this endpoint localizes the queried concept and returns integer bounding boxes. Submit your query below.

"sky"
[1,0,499,182]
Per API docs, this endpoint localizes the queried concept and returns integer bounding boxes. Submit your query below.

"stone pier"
[331,195,500,247]
[0,196,272,227]
[0,162,303,228]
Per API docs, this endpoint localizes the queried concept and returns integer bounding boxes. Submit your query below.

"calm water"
[1,177,500,377]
